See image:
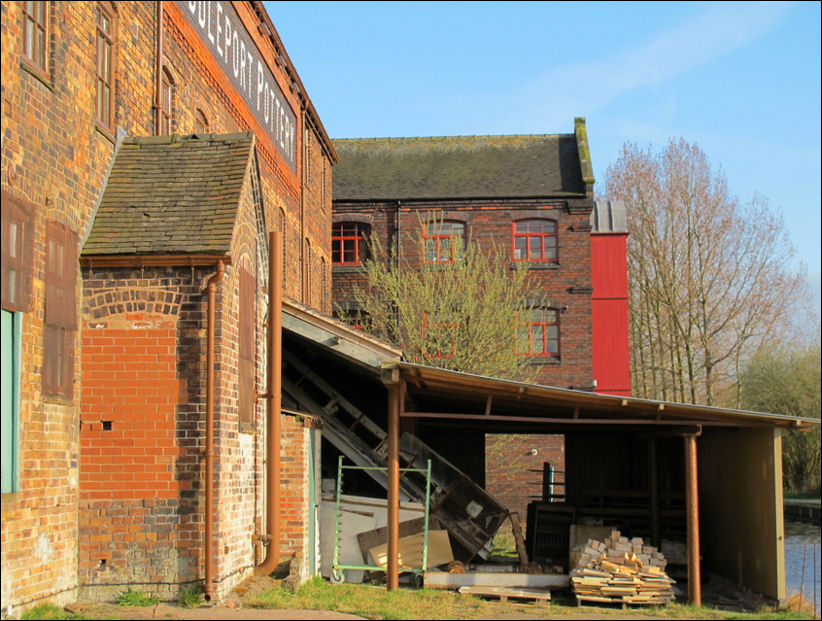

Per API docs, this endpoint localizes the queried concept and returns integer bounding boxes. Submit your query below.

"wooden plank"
[458,586,550,602]
[424,572,569,590]
[356,516,439,562]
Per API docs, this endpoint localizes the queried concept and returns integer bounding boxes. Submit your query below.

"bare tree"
[604,139,808,406]
[341,216,545,382]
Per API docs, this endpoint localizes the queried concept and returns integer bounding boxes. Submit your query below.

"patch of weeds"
[115,588,159,607]
[20,603,85,620]
[178,583,203,608]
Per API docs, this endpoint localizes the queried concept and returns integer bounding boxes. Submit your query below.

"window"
[159,67,174,135]
[195,108,209,133]
[332,223,369,265]
[238,268,255,428]
[95,2,115,130]
[22,0,48,74]
[43,222,78,400]
[2,309,21,493]
[334,306,369,331]
[516,308,560,357]
[1,191,35,313]
[513,219,557,262]
[423,312,457,359]
[423,220,465,263]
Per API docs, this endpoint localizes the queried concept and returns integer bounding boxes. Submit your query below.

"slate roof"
[83,132,255,257]
[332,133,587,201]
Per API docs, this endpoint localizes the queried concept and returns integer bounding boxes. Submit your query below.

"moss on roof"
[332,133,587,201]
[83,132,255,257]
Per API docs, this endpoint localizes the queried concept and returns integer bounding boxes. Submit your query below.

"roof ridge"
[333,133,568,143]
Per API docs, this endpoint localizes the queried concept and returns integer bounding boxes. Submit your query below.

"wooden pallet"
[458,586,551,602]
[575,594,670,608]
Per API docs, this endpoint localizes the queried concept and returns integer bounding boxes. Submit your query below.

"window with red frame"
[423,220,465,263]
[513,219,557,262]
[333,306,370,331]
[423,312,456,359]
[23,1,48,75]
[332,223,369,265]
[516,308,559,357]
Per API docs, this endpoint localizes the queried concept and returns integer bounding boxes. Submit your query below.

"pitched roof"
[332,133,587,201]
[82,132,255,257]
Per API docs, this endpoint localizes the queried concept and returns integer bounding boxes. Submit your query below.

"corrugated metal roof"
[387,362,815,430]
[332,133,587,201]
[83,132,255,257]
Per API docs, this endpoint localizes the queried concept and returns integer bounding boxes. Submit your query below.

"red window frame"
[513,219,557,262]
[332,223,369,266]
[23,0,48,75]
[423,312,456,359]
[423,220,465,263]
[515,308,560,357]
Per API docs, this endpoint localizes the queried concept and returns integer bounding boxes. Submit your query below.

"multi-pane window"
[332,223,369,265]
[334,307,370,331]
[1,192,35,313]
[23,1,48,74]
[423,312,457,359]
[513,219,557,262]
[95,3,115,130]
[195,109,209,133]
[516,308,560,357]
[159,68,174,135]
[43,222,78,400]
[423,221,465,263]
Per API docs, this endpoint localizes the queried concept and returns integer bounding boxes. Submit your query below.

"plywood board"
[368,530,453,570]
[424,571,570,589]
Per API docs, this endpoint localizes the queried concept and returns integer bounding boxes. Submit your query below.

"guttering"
[255,232,283,576]
[154,1,164,134]
[80,254,233,268]
[203,259,225,600]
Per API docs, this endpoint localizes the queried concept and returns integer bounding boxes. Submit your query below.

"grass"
[178,583,203,608]
[115,588,158,607]
[247,575,491,620]
[246,577,814,621]
[19,604,86,620]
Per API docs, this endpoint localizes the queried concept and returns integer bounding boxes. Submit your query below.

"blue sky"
[265,1,821,300]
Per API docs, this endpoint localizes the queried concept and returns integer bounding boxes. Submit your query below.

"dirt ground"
[57,571,776,621]
[60,575,677,621]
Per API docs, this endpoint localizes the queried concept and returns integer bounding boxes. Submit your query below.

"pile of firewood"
[570,530,676,606]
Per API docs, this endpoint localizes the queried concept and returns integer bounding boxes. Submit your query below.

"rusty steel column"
[386,381,401,590]
[256,231,283,576]
[685,433,702,606]
[204,260,225,600]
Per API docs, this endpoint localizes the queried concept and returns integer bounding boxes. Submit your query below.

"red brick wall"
[3,0,331,609]
[332,199,594,389]
[485,434,566,529]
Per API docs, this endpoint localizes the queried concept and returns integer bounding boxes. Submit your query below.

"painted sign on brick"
[178,1,297,171]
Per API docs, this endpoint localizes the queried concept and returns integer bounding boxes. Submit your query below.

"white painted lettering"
[216,3,224,56]
[197,0,206,28]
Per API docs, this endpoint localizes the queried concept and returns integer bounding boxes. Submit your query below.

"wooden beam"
[401,412,745,427]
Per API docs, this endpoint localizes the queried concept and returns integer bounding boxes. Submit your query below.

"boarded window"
[1,191,35,312]
[238,268,256,428]
[43,222,78,399]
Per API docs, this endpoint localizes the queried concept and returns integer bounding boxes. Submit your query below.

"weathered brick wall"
[79,266,208,600]
[485,434,566,530]
[3,0,332,610]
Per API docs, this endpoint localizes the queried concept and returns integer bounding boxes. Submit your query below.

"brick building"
[330,121,631,524]
[2,0,334,611]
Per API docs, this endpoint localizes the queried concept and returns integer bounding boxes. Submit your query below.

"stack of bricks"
[570,530,675,607]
